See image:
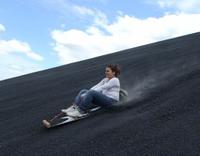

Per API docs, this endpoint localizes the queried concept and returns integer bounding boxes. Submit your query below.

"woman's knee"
[79,89,88,94]
[88,89,98,95]
[81,89,88,92]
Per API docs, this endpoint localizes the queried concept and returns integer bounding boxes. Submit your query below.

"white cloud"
[93,10,109,27]
[0,54,42,81]
[0,39,43,61]
[0,24,5,32]
[39,0,71,15]
[51,12,200,65]
[39,1,109,28]
[154,0,200,13]
[73,6,95,16]
[0,24,43,81]
[72,5,108,27]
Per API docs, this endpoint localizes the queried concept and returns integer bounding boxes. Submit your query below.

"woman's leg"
[62,89,89,113]
[77,90,118,111]
[74,89,88,105]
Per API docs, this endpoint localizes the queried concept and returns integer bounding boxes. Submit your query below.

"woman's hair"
[107,64,121,77]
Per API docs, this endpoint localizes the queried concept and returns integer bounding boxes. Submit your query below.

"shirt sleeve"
[90,78,119,92]
[90,78,107,90]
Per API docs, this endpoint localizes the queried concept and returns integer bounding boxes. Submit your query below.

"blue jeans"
[74,89,118,112]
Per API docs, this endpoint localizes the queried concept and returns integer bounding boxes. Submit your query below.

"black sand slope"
[1,32,200,156]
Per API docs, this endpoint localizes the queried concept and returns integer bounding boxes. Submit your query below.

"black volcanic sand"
[0,32,200,155]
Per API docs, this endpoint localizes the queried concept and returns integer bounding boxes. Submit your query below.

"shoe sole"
[67,113,88,119]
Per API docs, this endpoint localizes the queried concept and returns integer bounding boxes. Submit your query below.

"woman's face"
[105,67,115,79]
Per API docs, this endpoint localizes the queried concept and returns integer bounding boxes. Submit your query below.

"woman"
[62,64,121,117]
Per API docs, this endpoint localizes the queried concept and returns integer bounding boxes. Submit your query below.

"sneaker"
[61,104,76,114]
[67,105,88,118]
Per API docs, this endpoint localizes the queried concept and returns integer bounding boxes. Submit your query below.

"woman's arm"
[97,78,120,91]
[90,78,107,90]
[91,78,120,92]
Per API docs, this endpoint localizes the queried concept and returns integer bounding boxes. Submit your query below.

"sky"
[0,0,200,81]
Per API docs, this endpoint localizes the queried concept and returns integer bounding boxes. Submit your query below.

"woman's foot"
[61,103,76,114]
[67,105,88,118]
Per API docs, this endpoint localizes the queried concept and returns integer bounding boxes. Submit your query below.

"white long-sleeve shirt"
[90,77,120,101]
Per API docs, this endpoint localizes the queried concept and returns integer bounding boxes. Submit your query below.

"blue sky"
[0,0,200,80]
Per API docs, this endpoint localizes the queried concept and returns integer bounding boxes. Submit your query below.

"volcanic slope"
[0,32,200,155]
